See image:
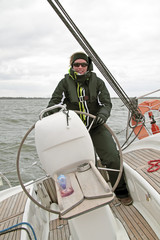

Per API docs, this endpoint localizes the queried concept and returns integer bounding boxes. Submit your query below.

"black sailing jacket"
[46,72,112,123]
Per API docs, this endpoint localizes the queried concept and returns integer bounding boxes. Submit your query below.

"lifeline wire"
[47,0,142,118]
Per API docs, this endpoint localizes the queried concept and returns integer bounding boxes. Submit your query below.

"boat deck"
[0,148,160,239]
[48,219,70,240]
[110,198,159,240]
[0,190,28,240]
[1,191,158,240]
[123,148,160,193]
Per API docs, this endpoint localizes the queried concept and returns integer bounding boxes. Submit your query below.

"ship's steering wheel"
[17,106,123,215]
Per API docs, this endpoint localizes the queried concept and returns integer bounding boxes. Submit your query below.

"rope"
[0,222,37,240]
[0,227,32,240]
[147,160,160,172]
[46,0,143,119]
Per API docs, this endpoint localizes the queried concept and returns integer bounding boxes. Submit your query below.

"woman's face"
[73,59,88,75]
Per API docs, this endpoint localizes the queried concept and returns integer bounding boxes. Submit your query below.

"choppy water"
[0,98,159,190]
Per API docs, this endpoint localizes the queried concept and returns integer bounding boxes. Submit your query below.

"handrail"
[39,104,67,119]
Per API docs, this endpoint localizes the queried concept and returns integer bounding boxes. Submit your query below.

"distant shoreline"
[0,97,49,99]
[0,97,159,99]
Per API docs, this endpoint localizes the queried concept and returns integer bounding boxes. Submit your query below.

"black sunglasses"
[73,62,88,67]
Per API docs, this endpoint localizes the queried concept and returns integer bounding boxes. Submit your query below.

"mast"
[46,0,143,120]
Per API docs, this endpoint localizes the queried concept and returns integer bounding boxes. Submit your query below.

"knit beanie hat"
[70,52,93,71]
[70,52,89,66]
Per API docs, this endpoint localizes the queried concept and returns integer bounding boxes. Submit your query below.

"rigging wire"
[121,120,145,150]
[46,0,143,119]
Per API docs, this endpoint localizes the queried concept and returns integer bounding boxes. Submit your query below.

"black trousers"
[90,125,129,198]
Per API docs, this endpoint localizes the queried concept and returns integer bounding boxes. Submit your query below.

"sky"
[0,0,160,98]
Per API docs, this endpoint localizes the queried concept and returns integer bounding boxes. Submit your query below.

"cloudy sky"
[0,0,160,98]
